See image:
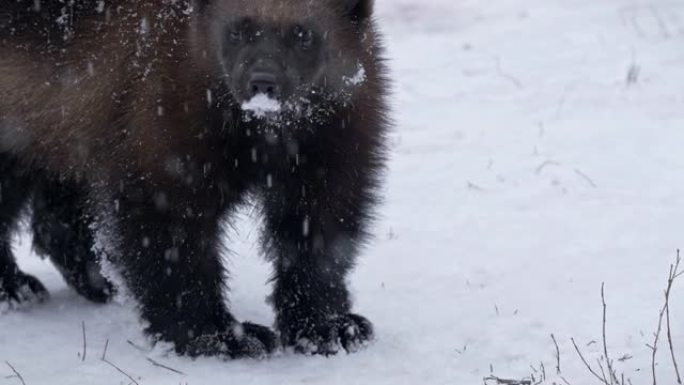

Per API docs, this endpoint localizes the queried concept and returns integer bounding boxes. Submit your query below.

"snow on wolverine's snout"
[240,94,282,118]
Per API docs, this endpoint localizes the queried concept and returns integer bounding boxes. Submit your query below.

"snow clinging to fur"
[343,65,366,87]
[241,94,282,118]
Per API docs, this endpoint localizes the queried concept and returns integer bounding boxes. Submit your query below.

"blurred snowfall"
[2,0,684,384]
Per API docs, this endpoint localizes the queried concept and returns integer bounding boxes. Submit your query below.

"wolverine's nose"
[248,73,280,98]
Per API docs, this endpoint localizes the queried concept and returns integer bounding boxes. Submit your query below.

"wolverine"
[0,0,388,358]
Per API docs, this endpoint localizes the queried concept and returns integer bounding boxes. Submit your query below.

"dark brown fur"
[0,0,388,357]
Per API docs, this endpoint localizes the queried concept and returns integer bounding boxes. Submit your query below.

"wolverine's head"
[195,0,376,121]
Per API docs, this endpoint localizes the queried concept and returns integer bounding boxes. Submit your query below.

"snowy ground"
[3,0,684,384]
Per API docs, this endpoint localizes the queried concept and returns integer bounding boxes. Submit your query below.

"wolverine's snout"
[247,72,280,99]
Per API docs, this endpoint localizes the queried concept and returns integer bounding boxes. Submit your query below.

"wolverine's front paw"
[184,322,278,359]
[0,271,49,311]
[290,314,374,356]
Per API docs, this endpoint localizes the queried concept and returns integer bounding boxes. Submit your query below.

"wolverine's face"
[201,0,374,121]
[220,17,324,107]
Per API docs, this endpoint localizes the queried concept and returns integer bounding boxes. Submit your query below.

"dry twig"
[650,251,682,385]
[483,375,532,385]
[551,333,562,374]
[4,361,26,385]
[101,339,109,360]
[100,339,139,385]
[81,321,87,362]
[101,358,140,385]
[601,283,621,385]
[146,357,185,375]
[570,282,631,385]
[493,57,523,89]
[126,339,149,352]
[571,336,603,382]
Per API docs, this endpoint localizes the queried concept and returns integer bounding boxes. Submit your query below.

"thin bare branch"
[483,375,531,385]
[102,358,139,385]
[493,57,523,89]
[650,252,683,385]
[126,340,149,352]
[102,339,109,361]
[4,361,26,385]
[665,251,682,384]
[571,337,608,384]
[596,358,609,385]
[575,169,597,188]
[146,358,185,375]
[551,333,561,374]
[81,321,87,362]
[601,283,621,385]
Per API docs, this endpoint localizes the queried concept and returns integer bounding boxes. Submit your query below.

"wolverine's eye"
[294,25,314,50]
[228,19,254,44]
[229,29,243,44]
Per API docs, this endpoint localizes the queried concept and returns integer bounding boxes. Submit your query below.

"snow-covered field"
[3,0,684,383]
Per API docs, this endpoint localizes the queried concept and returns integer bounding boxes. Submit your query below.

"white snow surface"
[3,0,684,383]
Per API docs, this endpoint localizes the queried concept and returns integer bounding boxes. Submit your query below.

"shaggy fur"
[0,0,388,358]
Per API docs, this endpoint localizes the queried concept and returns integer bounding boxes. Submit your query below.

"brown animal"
[0,0,388,358]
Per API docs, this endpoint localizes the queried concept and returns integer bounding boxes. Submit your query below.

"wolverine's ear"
[342,0,374,24]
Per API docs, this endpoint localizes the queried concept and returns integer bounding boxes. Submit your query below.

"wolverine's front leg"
[31,178,113,303]
[114,183,276,358]
[261,143,379,355]
[0,155,48,309]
